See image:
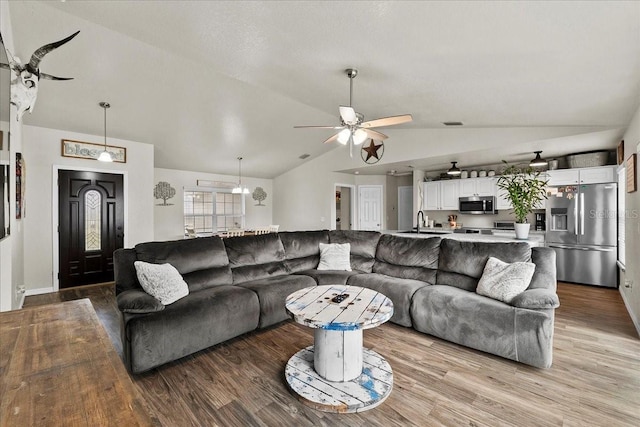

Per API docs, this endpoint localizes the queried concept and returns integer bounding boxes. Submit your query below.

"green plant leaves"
[496,164,548,223]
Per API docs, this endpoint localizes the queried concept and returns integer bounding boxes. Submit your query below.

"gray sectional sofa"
[114,230,558,374]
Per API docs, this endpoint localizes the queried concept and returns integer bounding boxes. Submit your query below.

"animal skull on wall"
[0,31,79,121]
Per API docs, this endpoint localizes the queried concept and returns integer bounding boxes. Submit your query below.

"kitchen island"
[386,229,545,247]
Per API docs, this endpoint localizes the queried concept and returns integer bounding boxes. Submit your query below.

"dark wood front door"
[58,170,124,288]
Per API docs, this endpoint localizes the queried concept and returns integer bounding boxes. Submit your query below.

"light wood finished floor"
[23,283,640,426]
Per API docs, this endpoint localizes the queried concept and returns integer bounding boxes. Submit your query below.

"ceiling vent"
[299,153,310,159]
[442,121,464,126]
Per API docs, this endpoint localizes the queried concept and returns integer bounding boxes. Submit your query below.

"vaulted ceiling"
[6,1,640,177]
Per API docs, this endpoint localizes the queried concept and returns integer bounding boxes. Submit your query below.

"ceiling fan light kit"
[295,68,412,160]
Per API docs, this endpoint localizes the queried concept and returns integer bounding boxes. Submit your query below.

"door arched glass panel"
[85,190,101,251]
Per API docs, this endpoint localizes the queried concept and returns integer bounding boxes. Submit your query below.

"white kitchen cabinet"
[459,177,495,197]
[496,187,511,210]
[423,180,459,211]
[546,166,615,186]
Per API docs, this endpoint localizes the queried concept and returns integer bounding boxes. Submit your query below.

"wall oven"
[459,196,497,214]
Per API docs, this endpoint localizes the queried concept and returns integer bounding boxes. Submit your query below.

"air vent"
[442,121,464,126]
[299,153,310,159]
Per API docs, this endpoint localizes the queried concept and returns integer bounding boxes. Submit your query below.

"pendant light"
[529,151,547,167]
[232,157,250,194]
[447,161,461,176]
[97,102,113,162]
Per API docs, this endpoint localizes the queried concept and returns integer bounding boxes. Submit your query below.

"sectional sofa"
[114,230,558,374]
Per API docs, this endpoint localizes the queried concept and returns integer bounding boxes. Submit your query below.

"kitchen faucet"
[416,211,424,234]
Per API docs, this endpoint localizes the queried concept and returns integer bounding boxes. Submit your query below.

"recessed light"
[354,171,360,175]
[442,121,464,126]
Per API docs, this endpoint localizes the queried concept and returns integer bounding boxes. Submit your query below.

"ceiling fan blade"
[361,114,413,128]
[322,133,340,144]
[362,128,388,140]
[293,125,344,129]
[339,106,358,125]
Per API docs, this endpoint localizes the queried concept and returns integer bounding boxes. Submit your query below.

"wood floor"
[23,283,640,426]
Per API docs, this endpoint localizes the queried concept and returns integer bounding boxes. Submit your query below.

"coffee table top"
[285,285,393,331]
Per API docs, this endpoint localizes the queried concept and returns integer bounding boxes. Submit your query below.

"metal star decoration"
[361,139,384,164]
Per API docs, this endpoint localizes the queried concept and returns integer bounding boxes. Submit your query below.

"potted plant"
[496,162,548,239]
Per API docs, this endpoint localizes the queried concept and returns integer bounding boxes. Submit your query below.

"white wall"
[0,1,23,311]
[620,104,640,336]
[21,125,154,293]
[154,167,273,241]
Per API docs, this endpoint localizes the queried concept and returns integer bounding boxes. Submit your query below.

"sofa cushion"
[317,243,352,271]
[224,233,288,284]
[347,273,429,327]
[476,257,535,303]
[124,285,260,373]
[436,239,532,292]
[294,269,362,286]
[279,230,329,272]
[135,236,232,291]
[411,285,517,361]
[528,247,557,291]
[373,235,440,283]
[329,230,381,272]
[237,275,317,328]
[134,261,189,305]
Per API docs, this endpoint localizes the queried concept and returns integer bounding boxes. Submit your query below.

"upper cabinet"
[423,180,459,210]
[459,178,495,197]
[546,166,615,186]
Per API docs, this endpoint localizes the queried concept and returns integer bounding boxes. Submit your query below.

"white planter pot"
[514,223,530,240]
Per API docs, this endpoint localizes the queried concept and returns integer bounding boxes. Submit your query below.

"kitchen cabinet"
[459,178,495,197]
[546,166,615,186]
[423,180,459,211]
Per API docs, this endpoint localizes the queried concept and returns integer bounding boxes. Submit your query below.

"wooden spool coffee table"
[285,285,394,413]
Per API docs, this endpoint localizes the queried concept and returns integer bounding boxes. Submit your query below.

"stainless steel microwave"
[459,196,497,214]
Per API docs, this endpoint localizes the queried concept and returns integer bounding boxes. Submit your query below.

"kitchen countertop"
[384,229,545,247]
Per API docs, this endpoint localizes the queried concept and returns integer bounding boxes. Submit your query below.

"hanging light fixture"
[529,151,547,167]
[447,161,461,176]
[232,157,250,194]
[97,102,113,162]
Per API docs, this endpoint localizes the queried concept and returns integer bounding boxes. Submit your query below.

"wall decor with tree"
[154,181,176,206]
[252,187,267,206]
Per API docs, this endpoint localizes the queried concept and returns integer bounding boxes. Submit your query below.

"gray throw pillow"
[476,256,535,303]
[317,243,352,271]
[134,261,189,305]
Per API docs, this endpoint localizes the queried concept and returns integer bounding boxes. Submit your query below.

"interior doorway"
[58,170,124,288]
[358,185,383,231]
[335,184,354,230]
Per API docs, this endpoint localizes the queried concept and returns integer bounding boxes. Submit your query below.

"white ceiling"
[5,1,640,178]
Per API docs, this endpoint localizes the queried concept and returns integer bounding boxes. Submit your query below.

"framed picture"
[61,139,127,163]
[627,153,637,193]
[617,140,624,165]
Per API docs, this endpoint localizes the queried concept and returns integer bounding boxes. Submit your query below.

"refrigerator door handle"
[574,195,579,236]
[580,192,585,236]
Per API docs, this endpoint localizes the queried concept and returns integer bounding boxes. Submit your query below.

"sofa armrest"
[117,289,165,314]
[510,288,559,309]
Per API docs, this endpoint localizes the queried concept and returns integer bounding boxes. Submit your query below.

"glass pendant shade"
[97,102,113,162]
[337,128,351,145]
[233,157,250,194]
[352,129,367,145]
[530,151,547,167]
[447,161,461,175]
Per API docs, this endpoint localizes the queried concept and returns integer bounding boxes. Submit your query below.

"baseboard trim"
[619,288,640,338]
[25,287,55,297]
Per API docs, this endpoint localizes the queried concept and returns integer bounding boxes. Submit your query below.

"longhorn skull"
[0,31,79,121]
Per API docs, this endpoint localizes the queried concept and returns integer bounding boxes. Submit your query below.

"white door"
[398,186,413,231]
[358,185,382,230]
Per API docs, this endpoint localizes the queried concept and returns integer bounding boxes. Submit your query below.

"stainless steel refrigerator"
[546,183,617,288]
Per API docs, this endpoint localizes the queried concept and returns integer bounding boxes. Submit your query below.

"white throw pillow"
[476,257,535,304]
[134,261,189,305]
[317,243,352,271]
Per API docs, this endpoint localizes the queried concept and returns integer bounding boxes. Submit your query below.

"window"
[184,189,244,235]
[85,190,101,251]
[617,166,626,267]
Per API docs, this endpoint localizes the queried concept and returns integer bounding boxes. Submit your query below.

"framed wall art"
[626,153,637,193]
[61,139,127,163]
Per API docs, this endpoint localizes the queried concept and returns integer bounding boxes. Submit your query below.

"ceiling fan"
[295,68,413,156]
